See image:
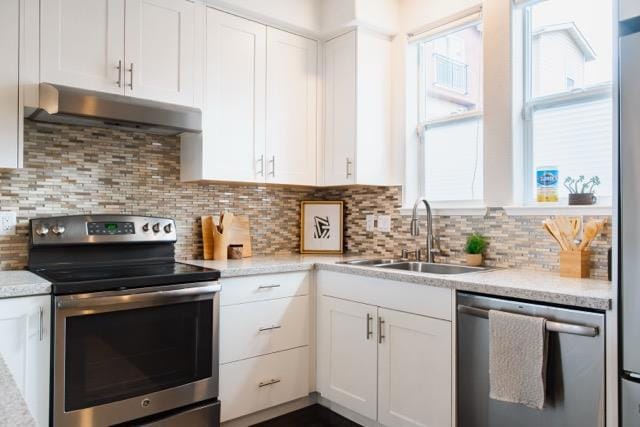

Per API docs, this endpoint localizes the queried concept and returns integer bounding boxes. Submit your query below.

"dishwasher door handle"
[457,304,599,337]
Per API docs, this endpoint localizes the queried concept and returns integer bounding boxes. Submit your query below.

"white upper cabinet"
[323,30,357,185]
[0,0,22,169]
[41,0,126,95]
[377,308,452,427]
[124,0,196,105]
[266,27,318,186]
[194,8,266,183]
[322,29,397,186]
[40,0,197,106]
[0,295,51,427]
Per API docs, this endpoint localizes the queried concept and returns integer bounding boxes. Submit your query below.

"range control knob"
[51,224,66,235]
[164,223,173,233]
[152,223,160,233]
[142,223,150,232]
[35,224,49,236]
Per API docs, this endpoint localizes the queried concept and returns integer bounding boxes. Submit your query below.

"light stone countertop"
[0,271,51,299]
[184,255,613,310]
[0,356,36,427]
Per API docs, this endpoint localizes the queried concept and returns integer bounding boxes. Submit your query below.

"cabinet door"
[203,9,266,182]
[41,0,125,94]
[0,295,51,427]
[266,28,317,185]
[124,0,195,105]
[317,296,377,420]
[0,0,20,169]
[378,308,452,427]
[323,31,357,186]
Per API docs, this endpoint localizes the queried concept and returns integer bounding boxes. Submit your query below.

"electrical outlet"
[377,215,391,232]
[0,212,17,236]
[366,215,377,232]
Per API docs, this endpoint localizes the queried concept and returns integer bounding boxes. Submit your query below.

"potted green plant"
[464,233,488,266]
[563,175,600,205]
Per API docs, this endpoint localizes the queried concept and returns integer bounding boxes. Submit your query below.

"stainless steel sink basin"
[377,262,489,275]
[339,259,403,266]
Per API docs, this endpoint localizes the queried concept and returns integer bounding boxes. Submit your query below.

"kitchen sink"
[377,262,490,274]
[339,259,403,266]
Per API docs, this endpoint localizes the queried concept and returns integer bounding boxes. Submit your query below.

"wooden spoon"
[543,222,563,249]
[545,219,569,251]
[578,221,600,251]
[556,216,577,250]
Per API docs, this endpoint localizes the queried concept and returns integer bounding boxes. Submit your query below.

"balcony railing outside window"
[433,53,468,94]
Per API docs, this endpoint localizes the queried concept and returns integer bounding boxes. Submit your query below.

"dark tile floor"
[252,404,362,427]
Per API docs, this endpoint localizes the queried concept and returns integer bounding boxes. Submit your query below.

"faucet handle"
[401,248,418,261]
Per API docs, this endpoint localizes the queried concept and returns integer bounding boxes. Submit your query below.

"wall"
[0,121,315,270]
[0,121,611,279]
[314,186,612,279]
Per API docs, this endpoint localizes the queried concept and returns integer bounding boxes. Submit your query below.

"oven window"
[64,300,213,412]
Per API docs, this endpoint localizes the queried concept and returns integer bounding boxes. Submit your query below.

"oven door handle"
[57,283,221,309]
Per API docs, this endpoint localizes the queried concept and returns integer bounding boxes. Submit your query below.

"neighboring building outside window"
[418,22,484,203]
[524,0,613,204]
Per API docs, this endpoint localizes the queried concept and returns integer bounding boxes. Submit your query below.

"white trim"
[503,204,612,216]
[407,5,482,44]
[422,110,483,130]
[400,203,488,216]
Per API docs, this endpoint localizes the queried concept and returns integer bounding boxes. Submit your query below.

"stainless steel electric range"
[28,215,221,427]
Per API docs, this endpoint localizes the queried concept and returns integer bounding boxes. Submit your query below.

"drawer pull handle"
[378,317,385,344]
[258,325,282,332]
[366,313,373,340]
[258,284,281,290]
[258,378,281,388]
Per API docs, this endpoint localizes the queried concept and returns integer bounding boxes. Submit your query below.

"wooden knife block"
[559,250,591,278]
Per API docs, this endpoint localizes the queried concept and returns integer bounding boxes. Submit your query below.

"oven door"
[53,281,220,427]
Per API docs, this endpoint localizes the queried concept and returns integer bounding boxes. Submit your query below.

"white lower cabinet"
[317,296,378,419]
[316,271,453,426]
[377,308,452,427]
[220,346,310,422]
[218,272,312,422]
[0,295,51,427]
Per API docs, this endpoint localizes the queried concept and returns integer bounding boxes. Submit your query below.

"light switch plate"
[0,212,17,236]
[377,215,391,232]
[366,215,376,232]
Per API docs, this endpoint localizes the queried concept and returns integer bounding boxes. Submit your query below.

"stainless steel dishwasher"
[457,292,605,427]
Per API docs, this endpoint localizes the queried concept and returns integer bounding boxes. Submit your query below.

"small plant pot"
[465,253,483,267]
[568,193,596,206]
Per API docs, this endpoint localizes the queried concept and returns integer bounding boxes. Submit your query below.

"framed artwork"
[300,201,344,254]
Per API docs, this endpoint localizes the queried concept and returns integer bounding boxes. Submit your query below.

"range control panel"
[30,215,177,246]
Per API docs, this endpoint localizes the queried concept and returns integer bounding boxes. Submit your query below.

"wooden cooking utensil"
[544,219,569,251]
[227,215,252,257]
[556,216,577,251]
[579,220,605,251]
[201,215,215,260]
[543,221,563,249]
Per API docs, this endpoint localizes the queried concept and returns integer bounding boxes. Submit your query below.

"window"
[523,0,613,204]
[417,21,484,203]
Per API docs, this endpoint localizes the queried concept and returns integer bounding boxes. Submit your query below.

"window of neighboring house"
[417,20,484,203]
[523,0,613,204]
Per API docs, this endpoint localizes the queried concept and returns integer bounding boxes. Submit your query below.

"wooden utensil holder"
[559,250,591,278]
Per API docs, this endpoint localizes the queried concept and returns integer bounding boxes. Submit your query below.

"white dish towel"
[488,309,548,410]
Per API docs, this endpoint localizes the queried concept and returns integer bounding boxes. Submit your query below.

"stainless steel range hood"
[28,83,202,136]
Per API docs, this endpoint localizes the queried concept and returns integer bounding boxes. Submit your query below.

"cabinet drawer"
[220,346,310,422]
[220,295,309,363]
[220,272,310,306]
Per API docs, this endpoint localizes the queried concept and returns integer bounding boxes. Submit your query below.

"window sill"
[400,205,488,216]
[502,204,612,216]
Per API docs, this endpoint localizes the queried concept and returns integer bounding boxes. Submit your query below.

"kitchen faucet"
[410,197,437,263]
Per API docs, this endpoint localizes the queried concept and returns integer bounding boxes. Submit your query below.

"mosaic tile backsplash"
[0,121,611,278]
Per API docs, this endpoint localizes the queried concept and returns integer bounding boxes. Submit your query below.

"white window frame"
[520,4,613,206]
[411,13,485,212]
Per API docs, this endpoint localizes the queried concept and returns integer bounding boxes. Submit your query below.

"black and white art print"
[300,201,343,253]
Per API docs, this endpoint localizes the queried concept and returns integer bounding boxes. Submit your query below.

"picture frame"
[300,201,344,254]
